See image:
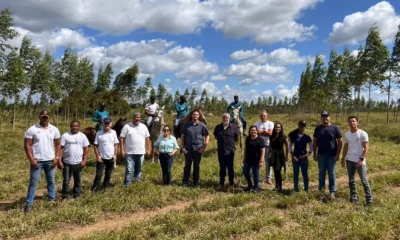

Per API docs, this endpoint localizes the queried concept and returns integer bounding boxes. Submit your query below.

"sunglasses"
[163,129,170,132]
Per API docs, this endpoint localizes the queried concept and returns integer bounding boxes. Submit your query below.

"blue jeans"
[243,163,260,189]
[26,160,56,206]
[292,158,309,192]
[317,155,336,193]
[218,152,235,185]
[346,161,373,203]
[182,149,202,185]
[159,153,174,185]
[230,115,247,130]
[124,154,144,186]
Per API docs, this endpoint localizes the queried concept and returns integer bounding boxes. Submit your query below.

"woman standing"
[242,125,265,192]
[154,125,179,185]
[288,120,313,192]
[268,122,289,192]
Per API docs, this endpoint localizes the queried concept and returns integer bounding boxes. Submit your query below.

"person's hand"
[169,152,175,157]
[96,156,103,163]
[357,160,363,167]
[334,155,339,162]
[182,148,188,155]
[30,159,39,169]
[293,156,299,162]
[51,158,58,168]
[300,154,307,160]
[341,159,346,167]
[259,161,263,168]
[121,151,126,158]
[146,150,151,157]
[313,155,317,162]
[80,161,87,168]
[198,147,205,154]
[58,161,64,170]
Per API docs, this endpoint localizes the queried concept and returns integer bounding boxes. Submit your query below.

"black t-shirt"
[270,134,287,151]
[245,137,265,164]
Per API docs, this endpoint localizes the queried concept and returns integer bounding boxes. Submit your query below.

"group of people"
[22,96,373,214]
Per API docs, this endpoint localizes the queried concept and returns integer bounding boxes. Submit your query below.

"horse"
[112,118,127,167]
[174,108,208,140]
[149,106,165,163]
[83,127,96,146]
[232,108,243,152]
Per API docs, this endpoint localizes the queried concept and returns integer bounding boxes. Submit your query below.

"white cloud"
[245,48,310,66]
[239,78,259,86]
[210,74,227,81]
[224,62,291,83]
[327,1,400,45]
[3,0,322,45]
[230,49,262,60]
[274,84,298,99]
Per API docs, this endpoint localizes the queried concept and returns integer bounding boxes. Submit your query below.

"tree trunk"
[366,81,372,124]
[56,105,59,126]
[0,114,3,133]
[386,72,391,126]
[12,102,16,131]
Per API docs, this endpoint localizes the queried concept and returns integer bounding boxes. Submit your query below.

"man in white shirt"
[254,110,274,185]
[91,117,119,192]
[24,110,61,214]
[145,96,159,128]
[59,120,90,199]
[341,116,372,205]
[120,112,151,186]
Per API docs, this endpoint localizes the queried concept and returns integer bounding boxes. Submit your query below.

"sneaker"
[24,205,33,214]
[243,186,252,192]
[366,202,373,206]
[215,184,224,191]
[266,178,273,185]
[350,198,358,203]
[330,193,336,200]
[250,187,259,193]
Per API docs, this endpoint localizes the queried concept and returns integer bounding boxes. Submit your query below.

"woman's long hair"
[271,122,284,140]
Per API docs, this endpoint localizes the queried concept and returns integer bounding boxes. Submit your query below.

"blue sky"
[3,0,400,102]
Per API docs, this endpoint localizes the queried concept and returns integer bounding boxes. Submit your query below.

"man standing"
[174,95,190,130]
[145,96,159,128]
[59,120,90,199]
[91,117,119,192]
[24,110,61,214]
[254,110,274,185]
[227,95,247,135]
[181,110,210,186]
[341,116,373,205]
[213,113,239,191]
[120,112,151,186]
[92,102,109,132]
[313,111,342,199]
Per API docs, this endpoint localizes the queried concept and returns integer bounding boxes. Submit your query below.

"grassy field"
[0,112,399,239]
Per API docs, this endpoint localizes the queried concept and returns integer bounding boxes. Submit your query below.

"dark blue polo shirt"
[313,124,342,156]
[182,121,209,151]
[213,123,239,156]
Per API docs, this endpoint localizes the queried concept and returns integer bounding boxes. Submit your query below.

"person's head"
[103,117,112,131]
[150,96,156,104]
[222,113,230,125]
[298,120,306,133]
[70,119,80,134]
[272,122,284,137]
[234,95,239,103]
[133,112,141,125]
[259,110,268,122]
[191,110,200,122]
[39,110,50,126]
[162,125,171,136]
[347,116,359,129]
[179,95,186,103]
[99,102,106,111]
[320,111,331,125]
[248,125,258,137]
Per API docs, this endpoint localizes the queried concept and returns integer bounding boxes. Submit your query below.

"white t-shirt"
[24,123,61,161]
[94,129,119,159]
[254,120,274,146]
[344,129,369,164]
[120,122,150,154]
[145,103,159,115]
[61,132,90,164]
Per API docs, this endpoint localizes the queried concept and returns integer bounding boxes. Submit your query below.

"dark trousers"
[182,149,202,185]
[274,167,283,191]
[91,158,114,191]
[292,158,309,192]
[159,153,174,185]
[218,152,235,185]
[243,163,260,189]
[61,162,82,198]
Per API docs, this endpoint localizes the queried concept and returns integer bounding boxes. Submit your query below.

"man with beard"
[213,113,239,191]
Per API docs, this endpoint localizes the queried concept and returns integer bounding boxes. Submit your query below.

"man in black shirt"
[213,113,239,191]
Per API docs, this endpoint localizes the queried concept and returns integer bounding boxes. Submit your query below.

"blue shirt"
[289,130,312,157]
[154,135,179,153]
[175,102,189,119]
[313,124,342,156]
[92,110,109,124]
[227,102,244,114]
[182,121,209,151]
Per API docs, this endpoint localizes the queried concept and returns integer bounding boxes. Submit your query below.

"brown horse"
[174,108,208,139]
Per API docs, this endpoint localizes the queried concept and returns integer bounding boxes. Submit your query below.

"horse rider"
[145,95,159,129]
[174,95,190,131]
[227,95,247,136]
[92,102,109,132]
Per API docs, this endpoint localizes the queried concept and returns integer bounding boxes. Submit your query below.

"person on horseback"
[92,102,109,132]
[145,96,159,129]
[174,95,190,131]
[227,95,247,136]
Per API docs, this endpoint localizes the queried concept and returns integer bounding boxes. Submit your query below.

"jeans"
[61,162,82,198]
[182,149,202,185]
[218,152,235,185]
[292,158,309,192]
[124,154,144,186]
[317,154,337,193]
[230,115,247,130]
[346,161,373,203]
[159,153,174,185]
[265,147,273,180]
[243,163,260,189]
[92,158,114,191]
[26,160,56,206]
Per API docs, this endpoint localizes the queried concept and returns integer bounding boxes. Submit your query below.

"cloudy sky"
[2,0,400,102]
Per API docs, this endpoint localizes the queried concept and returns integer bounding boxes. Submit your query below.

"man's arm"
[94,144,102,162]
[81,146,89,168]
[114,143,118,161]
[92,111,100,122]
[335,137,343,162]
[53,138,61,167]
[24,138,38,169]
[313,137,318,161]
[145,137,151,156]
[120,138,125,158]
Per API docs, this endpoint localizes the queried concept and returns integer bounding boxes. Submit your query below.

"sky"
[2,0,400,103]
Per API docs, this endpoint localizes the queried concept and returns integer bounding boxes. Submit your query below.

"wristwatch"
[359,157,364,161]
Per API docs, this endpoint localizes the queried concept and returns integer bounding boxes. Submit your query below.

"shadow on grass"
[0,195,47,212]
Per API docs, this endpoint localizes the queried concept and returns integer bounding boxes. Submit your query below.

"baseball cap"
[298,120,307,126]
[39,110,50,118]
[103,117,112,124]
[321,111,330,116]
[100,102,106,107]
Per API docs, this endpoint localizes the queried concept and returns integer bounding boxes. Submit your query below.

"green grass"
[0,112,399,239]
